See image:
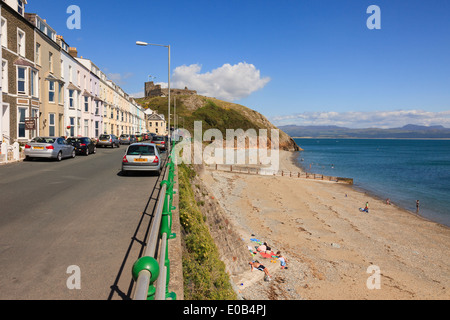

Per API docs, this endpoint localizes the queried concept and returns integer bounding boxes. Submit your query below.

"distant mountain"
[279,124,450,139]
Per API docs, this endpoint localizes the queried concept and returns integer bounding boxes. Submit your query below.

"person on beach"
[276,251,288,269]
[249,261,272,280]
[360,202,369,213]
[257,242,270,253]
[416,200,420,213]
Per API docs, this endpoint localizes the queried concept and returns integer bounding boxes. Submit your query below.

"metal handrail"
[132,183,167,300]
[132,141,177,300]
[155,232,168,300]
[144,183,168,258]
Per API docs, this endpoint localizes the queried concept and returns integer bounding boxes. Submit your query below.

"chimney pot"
[69,47,78,58]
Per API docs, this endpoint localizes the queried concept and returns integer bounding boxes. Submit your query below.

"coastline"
[198,149,450,300]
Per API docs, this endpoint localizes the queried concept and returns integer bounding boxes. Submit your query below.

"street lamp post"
[136,41,171,154]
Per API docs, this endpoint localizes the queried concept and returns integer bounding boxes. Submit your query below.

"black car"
[67,137,97,156]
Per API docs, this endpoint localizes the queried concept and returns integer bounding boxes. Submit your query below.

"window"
[95,121,99,138]
[17,29,25,57]
[127,145,156,156]
[35,43,41,65]
[84,119,89,136]
[31,70,38,97]
[17,67,27,95]
[95,101,99,115]
[18,107,28,139]
[69,117,75,137]
[69,90,75,109]
[2,60,8,94]
[49,52,53,73]
[17,0,24,16]
[49,113,55,136]
[58,83,62,104]
[84,96,89,112]
[1,18,7,48]
[49,81,55,102]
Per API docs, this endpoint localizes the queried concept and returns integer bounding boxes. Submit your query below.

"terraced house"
[0,0,146,151]
[1,0,39,143]
[25,12,63,138]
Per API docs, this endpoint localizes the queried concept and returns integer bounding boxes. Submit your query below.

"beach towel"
[259,251,276,259]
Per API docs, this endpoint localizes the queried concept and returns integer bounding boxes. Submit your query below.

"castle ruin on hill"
[144,81,197,98]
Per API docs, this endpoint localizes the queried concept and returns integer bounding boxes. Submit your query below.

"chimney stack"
[69,47,78,58]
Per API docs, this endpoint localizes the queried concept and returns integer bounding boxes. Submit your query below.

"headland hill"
[279,124,450,139]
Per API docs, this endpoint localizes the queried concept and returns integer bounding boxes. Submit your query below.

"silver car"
[97,134,120,148]
[24,137,76,161]
[119,134,132,145]
[121,143,161,175]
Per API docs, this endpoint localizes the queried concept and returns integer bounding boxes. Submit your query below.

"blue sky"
[25,0,450,128]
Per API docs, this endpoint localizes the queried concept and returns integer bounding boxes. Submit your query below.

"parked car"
[151,135,167,151]
[142,133,149,140]
[121,143,161,175]
[97,134,120,148]
[135,134,143,142]
[129,135,137,144]
[24,137,76,161]
[119,134,132,145]
[67,137,96,156]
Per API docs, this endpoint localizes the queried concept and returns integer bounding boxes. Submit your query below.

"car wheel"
[71,150,76,158]
[85,148,89,156]
[57,152,62,161]
[93,147,97,154]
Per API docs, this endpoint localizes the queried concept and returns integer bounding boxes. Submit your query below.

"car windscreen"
[99,135,110,139]
[127,145,156,156]
[152,137,164,141]
[33,137,55,144]
[120,135,129,138]
[67,138,80,143]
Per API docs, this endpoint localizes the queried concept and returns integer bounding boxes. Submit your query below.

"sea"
[293,138,450,228]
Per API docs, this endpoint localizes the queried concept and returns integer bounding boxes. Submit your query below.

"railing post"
[132,256,160,300]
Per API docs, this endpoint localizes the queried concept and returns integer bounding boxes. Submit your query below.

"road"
[0,145,168,300]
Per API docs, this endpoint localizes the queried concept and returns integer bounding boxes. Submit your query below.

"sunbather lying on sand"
[249,261,272,279]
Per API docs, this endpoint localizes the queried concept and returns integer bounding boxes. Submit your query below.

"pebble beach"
[198,150,450,300]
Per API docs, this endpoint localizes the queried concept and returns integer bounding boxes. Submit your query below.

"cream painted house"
[146,113,166,136]
[25,13,63,137]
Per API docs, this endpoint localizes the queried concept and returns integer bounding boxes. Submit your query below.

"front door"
[1,104,10,144]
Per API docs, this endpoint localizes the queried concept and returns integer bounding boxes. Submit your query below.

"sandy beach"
[197,150,450,300]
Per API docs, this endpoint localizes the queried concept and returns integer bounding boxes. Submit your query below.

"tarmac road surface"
[0,145,167,300]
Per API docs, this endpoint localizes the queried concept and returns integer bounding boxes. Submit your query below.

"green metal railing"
[132,142,177,300]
